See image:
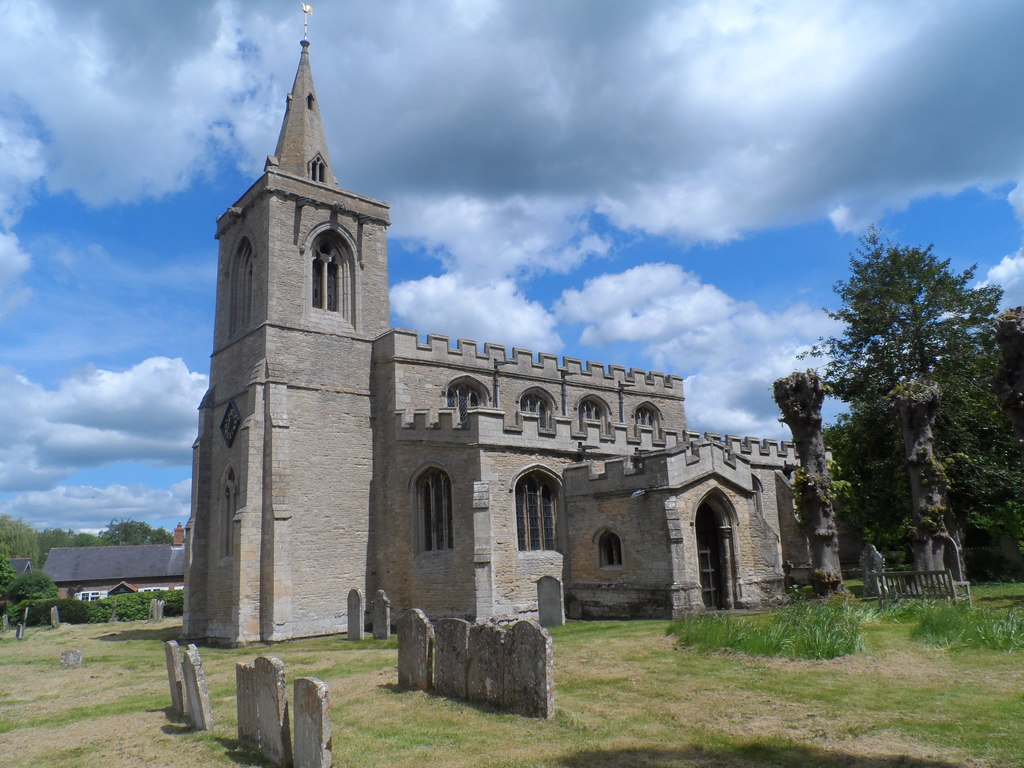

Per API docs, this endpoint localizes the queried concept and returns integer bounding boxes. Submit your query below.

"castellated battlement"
[683,431,796,466]
[393,407,680,454]
[380,328,683,396]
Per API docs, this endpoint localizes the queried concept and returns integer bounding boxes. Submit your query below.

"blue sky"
[3,0,1024,532]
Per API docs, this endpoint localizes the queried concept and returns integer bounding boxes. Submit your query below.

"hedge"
[5,589,184,626]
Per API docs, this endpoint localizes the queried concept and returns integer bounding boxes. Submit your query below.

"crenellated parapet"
[683,431,796,466]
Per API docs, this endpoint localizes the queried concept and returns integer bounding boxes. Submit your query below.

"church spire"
[269,39,337,186]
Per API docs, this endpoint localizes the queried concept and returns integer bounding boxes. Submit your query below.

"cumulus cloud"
[0,481,191,531]
[0,230,31,321]
[0,358,207,492]
[985,249,1024,307]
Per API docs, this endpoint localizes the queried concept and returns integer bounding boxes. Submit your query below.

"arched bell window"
[310,234,354,323]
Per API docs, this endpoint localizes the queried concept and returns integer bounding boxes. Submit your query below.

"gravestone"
[109,601,118,622]
[294,677,332,768]
[59,649,83,667]
[536,576,565,628]
[347,588,365,641]
[372,589,391,640]
[50,605,60,628]
[2,613,9,632]
[15,623,24,640]
[181,644,214,731]
[236,661,259,750]
[860,544,886,598]
[150,598,165,621]
[433,618,471,701]
[505,620,555,718]
[22,607,29,625]
[467,622,505,709]
[164,640,186,718]
[397,608,434,691]
[255,655,292,767]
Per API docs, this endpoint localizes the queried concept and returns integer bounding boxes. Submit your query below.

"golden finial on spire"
[301,3,313,41]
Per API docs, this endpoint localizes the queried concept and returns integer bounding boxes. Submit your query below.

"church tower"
[184,40,390,644]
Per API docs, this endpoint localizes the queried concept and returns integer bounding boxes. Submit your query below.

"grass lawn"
[2,585,1023,767]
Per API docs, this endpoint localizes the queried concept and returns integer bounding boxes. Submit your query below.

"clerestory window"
[578,396,610,431]
[418,468,453,552]
[515,472,558,551]
[520,391,553,429]
[634,404,659,429]
[446,381,485,424]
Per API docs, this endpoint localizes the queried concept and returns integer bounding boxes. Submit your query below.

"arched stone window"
[417,468,453,552]
[229,239,253,336]
[752,477,764,516]
[222,468,237,558]
[310,234,354,322]
[515,471,558,551]
[598,529,623,567]
[634,404,659,429]
[309,153,327,183]
[446,379,487,424]
[578,396,610,431]
[520,390,554,429]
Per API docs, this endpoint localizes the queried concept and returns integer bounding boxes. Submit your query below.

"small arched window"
[578,396,609,431]
[223,468,237,558]
[310,235,354,322]
[752,477,764,516]
[310,153,327,183]
[520,391,553,429]
[599,530,623,567]
[446,380,486,424]
[634,404,659,428]
[418,468,453,552]
[229,239,253,336]
[515,471,558,551]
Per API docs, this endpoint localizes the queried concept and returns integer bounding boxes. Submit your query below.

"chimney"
[172,523,185,547]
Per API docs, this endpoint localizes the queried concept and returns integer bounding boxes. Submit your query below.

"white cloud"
[0,481,191,531]
[391,274,563,353]
[0,230,31,321]
[0,357,207,492]
[985,249,1024,308]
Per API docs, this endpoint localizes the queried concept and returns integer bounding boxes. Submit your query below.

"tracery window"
[578,396,609,430]
[599,530,623,567]
[223,468,237,558]
[634,404,658,428]
[310,235,354,322]
[229,239,253,336]
[520,391,553,428]
[515,471,557,551]
[310,153,327,182]
[418,468,453,552]
[446,381,485,424]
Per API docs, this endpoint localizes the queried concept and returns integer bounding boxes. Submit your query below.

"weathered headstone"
[505,620,555,718]
[293,677,332,768]
[255,655,292,767]
[536,575,565,628]
[397,608,434,691]
[181,644,214,731]
[372,589,391,640]
[110,601,118,622]
[467,622,505,709]
[60,649,83,667]
[236,660,259,750]
[2,613,9,632]
[164,640,186,718]
[50,605,60,628]
[15,623,25,640]
[860,544,886,598]
[433,618,471,701]
[347,588,365,641]
[22,607,29,625]
[150,598,165,621]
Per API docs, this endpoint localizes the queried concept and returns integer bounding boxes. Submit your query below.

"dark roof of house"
[42,545,185,584]
[10,558,32,576]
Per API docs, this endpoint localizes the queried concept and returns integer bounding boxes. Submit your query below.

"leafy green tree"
[0,544,16,596]
[99,519,172,546]
[0,514,40,564]
[6,571,58,603]
[37,527,103,565]
[813,228,1020,553]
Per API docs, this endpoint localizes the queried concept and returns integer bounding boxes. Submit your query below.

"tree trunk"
[889,379,949,572]
[994,307,1024,461]
[773,371,845,596]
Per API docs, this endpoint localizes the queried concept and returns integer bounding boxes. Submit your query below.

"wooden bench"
[871,569,971,604]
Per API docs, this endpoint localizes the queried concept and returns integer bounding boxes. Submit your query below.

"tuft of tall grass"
[911,603,1024,651]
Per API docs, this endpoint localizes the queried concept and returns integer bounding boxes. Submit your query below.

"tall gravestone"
[372,589,391,640]
[397,609,434,691]
[294,677,332,768]
[236,661,259,750]
[164,640,186,718]
[536,576,565,627]
[860,544,886,598]
[1,614,8,632]
[50,605,60,628]
[347,588,365,641]
[181,644,214,731]
[15,624,25,640]
[433,618,470,701]
[467,623,505,709]
[255,655,292,767]
[505,620,555,718]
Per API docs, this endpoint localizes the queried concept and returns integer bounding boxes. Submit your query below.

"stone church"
[182,41,809,646]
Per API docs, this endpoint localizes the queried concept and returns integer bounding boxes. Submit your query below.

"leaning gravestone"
[15,623,25,640]
[860,544,886,598]
[181,644,214,731]
[505,620,555,718]
[50,605,60,628]
[294,677,332,768]
[397,608,434,691]
[59,649,83,667]
[254,655,292,767]
[164,640,186,718]
[372,589,391,640]
[536,575,565,628]
[236,660,259,751]
[433,618,471,701]
[347,588,365,641]
[467,622,505,709]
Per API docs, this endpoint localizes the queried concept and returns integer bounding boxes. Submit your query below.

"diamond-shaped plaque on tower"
[220,400,242,447]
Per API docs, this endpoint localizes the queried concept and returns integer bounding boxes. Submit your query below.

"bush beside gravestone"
[4,589,183,625]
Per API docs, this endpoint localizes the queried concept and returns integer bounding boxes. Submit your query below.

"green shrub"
[6,597,90,626]
[5,571,58,603]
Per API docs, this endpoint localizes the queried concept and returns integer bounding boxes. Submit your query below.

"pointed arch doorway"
[695,502,734,609]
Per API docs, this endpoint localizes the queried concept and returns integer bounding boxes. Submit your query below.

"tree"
[0,514,40,565]
[6,571,58,603]
[773,370,846,595]
[813,228,1018,557]
[36,527,102,565]
[0,544,16,597]
[99,519,173,546]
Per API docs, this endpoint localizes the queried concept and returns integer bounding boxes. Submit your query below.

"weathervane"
[301,3,313,41]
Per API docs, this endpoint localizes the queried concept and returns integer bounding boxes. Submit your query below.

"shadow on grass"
[973,591,1024,610]
[558,745,965,767]
[93,625,182,642]
[213,736,272,767]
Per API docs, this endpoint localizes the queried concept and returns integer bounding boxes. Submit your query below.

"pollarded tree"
[773,370,845,596]
[993,306,1024,459]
